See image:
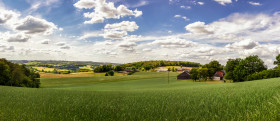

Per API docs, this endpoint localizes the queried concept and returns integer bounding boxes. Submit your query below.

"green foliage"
[203,60,223,80]
[0,61,11,85]
[198,68,208,81]
[232,55,267,82]
[274,54,280,66]
[121,60,200,71]
[189,68,199,81]
[107,70,114,76]
[94,65,112,72]
[224,58,241,80]
[0,59,40,88]
[114,65,123,71]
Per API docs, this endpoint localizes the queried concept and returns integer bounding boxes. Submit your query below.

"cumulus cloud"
[56,42,66,46]
[74,0,143,24]
[0,44,14,52]
[225,39,259,49]
[151,38,196,48]
[79,31,102,40]
[2,32,30,42]
[248,1,262,6]
[60,45,70,49]
[184,12,280,42]
[185,21,213,34]
[73,0,97,9]
[103,21,139,39]
[41,39,51,44]
[0,9,20,24]
[197,2,204,5]
[214,0,232,5]
[15,16,57,35]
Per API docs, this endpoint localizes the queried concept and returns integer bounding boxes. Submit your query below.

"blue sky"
[1,0,280,67]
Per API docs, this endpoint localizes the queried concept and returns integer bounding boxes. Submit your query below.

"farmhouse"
[213,71,225,81]
[177,68,190,72]
[177,71,191,80]
[157,69,168,72]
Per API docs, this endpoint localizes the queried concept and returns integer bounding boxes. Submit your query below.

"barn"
[177,71,191,80]
[213,71,225,81]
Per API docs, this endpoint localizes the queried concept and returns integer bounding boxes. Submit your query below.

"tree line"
[121,60,200,71]
[0,59,40,88]
[225,55,280,82]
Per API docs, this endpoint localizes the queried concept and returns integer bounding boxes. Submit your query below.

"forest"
[0,59,40,88]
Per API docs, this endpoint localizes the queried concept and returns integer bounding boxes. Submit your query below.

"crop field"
[1,72,280,120]
[40,72,127,78]
[33,67,69,72]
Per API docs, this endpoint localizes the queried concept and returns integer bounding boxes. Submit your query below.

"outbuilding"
[213,71,225,81]
[177,71,191,80]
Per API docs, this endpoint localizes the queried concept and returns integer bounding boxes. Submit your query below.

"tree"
[107,70,114,76]
[0,61,11,85]
[198,68,208,81]
[224,58,241,80]
[274,54,280,66]
[203,60,223,80]
[190,68,199,81]
[233,55,267,82]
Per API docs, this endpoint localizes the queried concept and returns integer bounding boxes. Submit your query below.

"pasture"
[1,72,280,120]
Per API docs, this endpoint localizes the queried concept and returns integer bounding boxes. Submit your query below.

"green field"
[1,72,280,120]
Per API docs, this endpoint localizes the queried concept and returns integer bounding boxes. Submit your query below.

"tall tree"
[0,61,11,85]
[204,60,223,80]
[233,55,267,82]
[274,54,280,66]
[190,68,199,81]
[224,58,241,80]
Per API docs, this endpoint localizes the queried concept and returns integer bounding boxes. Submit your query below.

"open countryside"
[1,0,280,120]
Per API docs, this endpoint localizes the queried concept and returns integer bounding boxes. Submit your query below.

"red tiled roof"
[214,71,224,77]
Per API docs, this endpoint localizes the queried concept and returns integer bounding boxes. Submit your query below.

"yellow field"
[33,67,68,72]
[40,72,127,78]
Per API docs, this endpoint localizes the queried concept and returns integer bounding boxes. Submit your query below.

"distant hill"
[9,60,119,66]
[121,60,200,70]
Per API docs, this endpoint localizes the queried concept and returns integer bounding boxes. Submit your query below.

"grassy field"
[1,72,280,120]
[40,72,127,78]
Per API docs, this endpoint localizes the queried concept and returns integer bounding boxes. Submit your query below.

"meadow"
[1,72,280,120]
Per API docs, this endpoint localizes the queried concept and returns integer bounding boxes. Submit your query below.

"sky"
[0,0,280,67]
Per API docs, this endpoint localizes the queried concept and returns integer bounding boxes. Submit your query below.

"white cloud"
[197,2,204,5]
[1,32,30,42]
[79,31,102,40]
[185,21,213,34]
[0,9,20,24]
[225,39,259,49]
[248,1,262,6]
[41,39,51,44]
[73,0,97,9]
[180,5,191,9]
[103,21,139,39]
[214,0,232,5]
[60,45,70,49]
[174,15,190,21]
[56,42,66,46]
[151,38,196,48]
[74,0,143,24]
[15,16,58,35]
